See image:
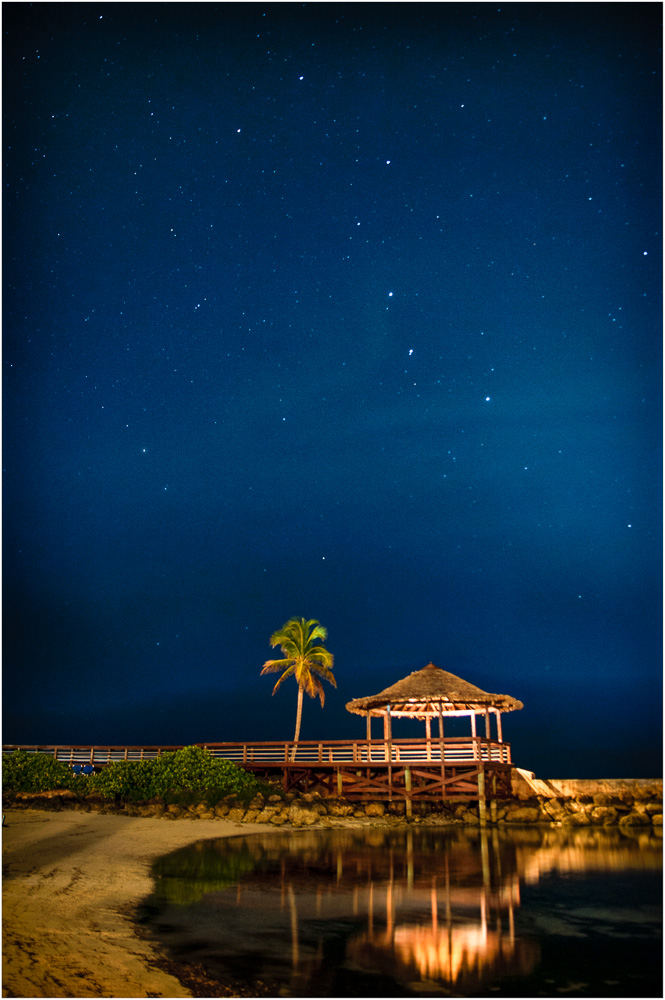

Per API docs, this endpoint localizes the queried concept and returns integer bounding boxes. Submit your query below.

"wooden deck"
[2,738,514,809]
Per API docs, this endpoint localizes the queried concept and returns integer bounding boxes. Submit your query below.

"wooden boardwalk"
[3,738,514,810]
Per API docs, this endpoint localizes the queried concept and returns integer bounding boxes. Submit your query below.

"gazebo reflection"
[339,829,537,990]
[275,828,539,992]
[148,826,658,996]
[345,864,538,990]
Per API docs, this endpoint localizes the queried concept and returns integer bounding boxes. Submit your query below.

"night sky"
[4,3,662,778]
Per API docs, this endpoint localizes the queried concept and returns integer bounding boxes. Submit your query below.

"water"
[138,826,662,997]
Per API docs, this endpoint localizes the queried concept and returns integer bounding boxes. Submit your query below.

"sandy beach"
[2,808,278,998]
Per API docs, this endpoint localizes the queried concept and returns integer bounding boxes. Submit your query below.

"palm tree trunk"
[291,685,304,761]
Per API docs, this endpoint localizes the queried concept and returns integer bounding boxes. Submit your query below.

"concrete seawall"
[505,768,662,828]
[512,769,662,799]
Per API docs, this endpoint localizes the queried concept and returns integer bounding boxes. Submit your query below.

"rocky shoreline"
[8,777,663,829]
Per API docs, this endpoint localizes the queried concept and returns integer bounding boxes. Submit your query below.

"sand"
[2,808,279,998]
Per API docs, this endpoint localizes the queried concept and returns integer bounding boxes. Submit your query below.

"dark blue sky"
[4,3,662,777]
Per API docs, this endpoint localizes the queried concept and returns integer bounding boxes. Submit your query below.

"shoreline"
[3,788,662,998]
[2,808,282,998]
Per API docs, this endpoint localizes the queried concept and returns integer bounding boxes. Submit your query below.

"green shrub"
[2,745,262,807]
[2,749,87,794]
[90,746,261,805]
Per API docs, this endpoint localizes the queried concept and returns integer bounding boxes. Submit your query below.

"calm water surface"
[139,826,662,997]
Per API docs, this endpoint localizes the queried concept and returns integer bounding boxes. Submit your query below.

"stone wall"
[6,774,663,829]
[506,768,663,828]
[512,768,662,800]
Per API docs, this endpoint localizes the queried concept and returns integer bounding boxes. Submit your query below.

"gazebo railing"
[201,737,511,765]
[2,737,511,768]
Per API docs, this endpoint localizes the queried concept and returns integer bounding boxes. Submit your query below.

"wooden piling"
[477,768,487,826]
[405,767,412,818]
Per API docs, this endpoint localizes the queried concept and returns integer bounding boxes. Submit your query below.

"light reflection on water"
[141,826,662,997]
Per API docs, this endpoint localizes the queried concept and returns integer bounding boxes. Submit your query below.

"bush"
[90,746,261,805]
[2,749,87,794]
[2,745,262,807]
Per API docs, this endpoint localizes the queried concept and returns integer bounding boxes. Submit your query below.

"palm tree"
[261,617,335,759]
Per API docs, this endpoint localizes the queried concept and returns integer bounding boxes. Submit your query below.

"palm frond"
[310,664,337,687]
[260,658,295,675]
[307,645,334,667]
[270,667,296,695]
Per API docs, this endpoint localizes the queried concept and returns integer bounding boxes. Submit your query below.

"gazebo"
[345,661,523,749]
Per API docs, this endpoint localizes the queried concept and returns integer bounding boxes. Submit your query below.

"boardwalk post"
[477,768,487,826]
[490,771,498,823]
[405,767,412,818]
[337,768,343,797]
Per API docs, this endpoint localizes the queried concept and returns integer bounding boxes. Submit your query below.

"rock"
[619,811,651,827]
[327,801,355,817]
[312,801,329,815]
[643,802,663,816]
[504,806,541,824]
[214,802,230,817]
[268,794,283,804]
[426,812,454,826]
[593,793,615,807]
[651,814,663,826]
[388,802,406,815]
[365,802,386,818]
[249,794,265,809]
[563,811,592,826]
[590,806,618,825]
[255,806,279,822]
[138,804,158,817]
[241,809,259,823]
[270,811,289,825]
[288,805,318,827]
[166,804,185,818]
[227,807,247,823]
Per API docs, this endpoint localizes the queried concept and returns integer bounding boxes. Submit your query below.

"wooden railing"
[2,737,511,768]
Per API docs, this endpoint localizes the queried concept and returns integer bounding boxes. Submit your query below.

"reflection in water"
[143,827,662,997]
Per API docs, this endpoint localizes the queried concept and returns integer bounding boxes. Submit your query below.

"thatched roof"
[345,662,523,718]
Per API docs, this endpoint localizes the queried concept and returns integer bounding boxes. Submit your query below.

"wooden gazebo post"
[438,702,445,802]
[385,704,393,802]
[496,710,503,742]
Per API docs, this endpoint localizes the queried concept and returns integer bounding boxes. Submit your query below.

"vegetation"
[261,616,335,757]
[2,745,262,806]
[2,749,88,794]
[92,746,261,805]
